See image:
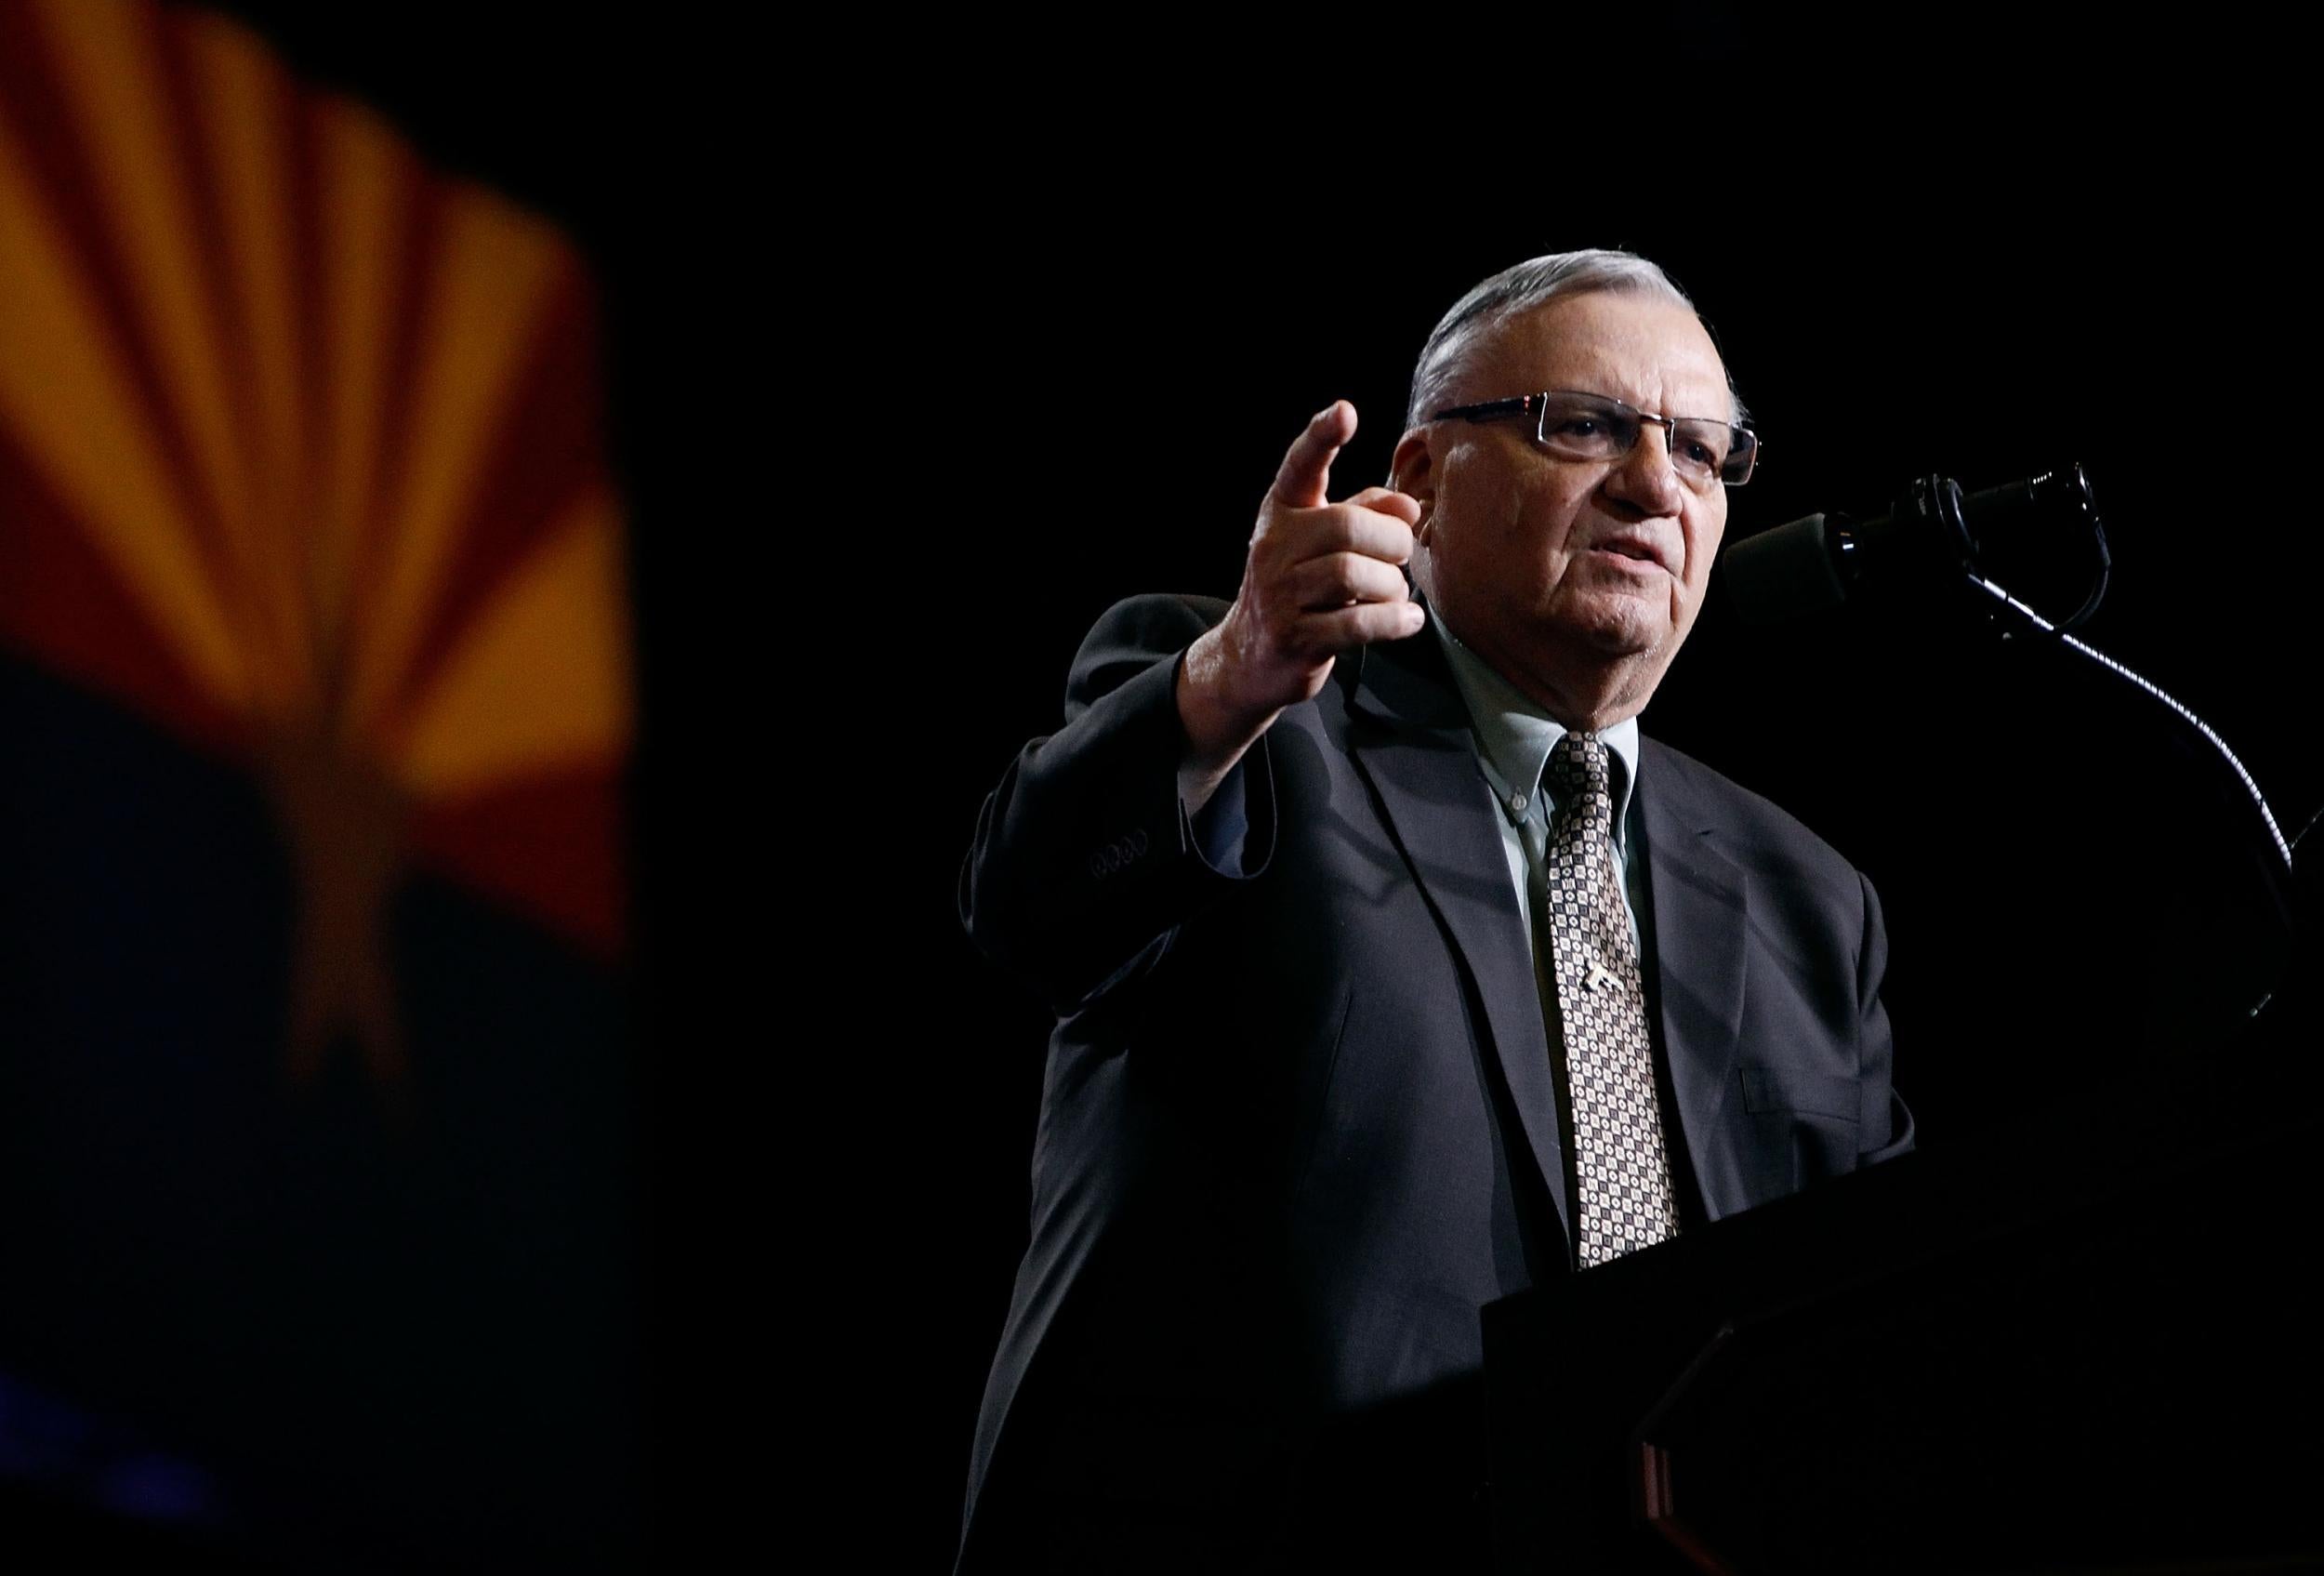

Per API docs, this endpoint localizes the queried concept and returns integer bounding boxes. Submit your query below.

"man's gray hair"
[1404,249,1742,431]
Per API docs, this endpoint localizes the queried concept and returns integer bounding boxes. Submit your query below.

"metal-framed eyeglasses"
[1429,390,1759,487]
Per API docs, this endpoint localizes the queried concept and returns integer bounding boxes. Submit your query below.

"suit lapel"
[1637,743,1753,1221]
[1340,637,1574,1251]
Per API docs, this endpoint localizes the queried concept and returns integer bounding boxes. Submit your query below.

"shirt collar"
[1426,606,1641,840]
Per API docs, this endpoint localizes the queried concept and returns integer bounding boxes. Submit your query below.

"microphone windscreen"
[1716,513,1848,627]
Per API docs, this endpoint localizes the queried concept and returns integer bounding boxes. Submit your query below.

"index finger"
[1271,400,1357,510]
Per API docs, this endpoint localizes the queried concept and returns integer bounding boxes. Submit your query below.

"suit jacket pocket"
[1735,1062,1862,1204]
[1738,1063,1860,1124]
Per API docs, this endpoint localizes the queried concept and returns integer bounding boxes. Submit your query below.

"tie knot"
[1548,731,1610,803]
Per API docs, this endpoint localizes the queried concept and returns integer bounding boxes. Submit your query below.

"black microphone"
[1718,463,2105,626]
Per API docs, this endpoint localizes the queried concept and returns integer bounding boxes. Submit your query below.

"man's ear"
[1390,427,1436,536]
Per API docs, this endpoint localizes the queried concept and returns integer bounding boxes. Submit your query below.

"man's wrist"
[1175,626,1280,801]
[1190,623,1283,772]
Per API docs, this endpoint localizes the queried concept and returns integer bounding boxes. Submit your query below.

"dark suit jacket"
[957,594,1913,1572]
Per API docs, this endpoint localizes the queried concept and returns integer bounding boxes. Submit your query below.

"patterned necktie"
[1539,732,1680,1267]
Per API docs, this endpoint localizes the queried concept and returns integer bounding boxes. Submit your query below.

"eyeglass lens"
[1536,392,1755,486]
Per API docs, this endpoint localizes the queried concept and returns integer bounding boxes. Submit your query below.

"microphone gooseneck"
[1717,462,2294,1019]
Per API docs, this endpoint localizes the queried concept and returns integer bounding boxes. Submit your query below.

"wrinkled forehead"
[1462,290,1738,424]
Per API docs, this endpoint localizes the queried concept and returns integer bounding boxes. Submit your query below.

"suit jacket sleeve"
[959,594,1274,1013]
[1856,868,1915,1163]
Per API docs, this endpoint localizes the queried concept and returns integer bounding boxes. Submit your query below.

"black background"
[106,7,2324,1565]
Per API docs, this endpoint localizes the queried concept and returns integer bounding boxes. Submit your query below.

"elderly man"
[957,250,1912,1571]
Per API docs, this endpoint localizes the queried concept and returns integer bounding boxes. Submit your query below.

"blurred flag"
[0,1,640,1565]
[0,0,631,1086]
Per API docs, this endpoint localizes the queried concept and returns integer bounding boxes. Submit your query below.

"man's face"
[1398,289,1734,718]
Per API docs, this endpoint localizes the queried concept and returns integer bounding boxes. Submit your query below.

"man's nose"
[1602,422,1686,516]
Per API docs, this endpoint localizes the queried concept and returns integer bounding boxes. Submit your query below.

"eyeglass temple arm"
[1430,396,1535,423]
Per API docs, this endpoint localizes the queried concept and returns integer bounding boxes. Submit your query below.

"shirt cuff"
[1182,758,1252,875]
